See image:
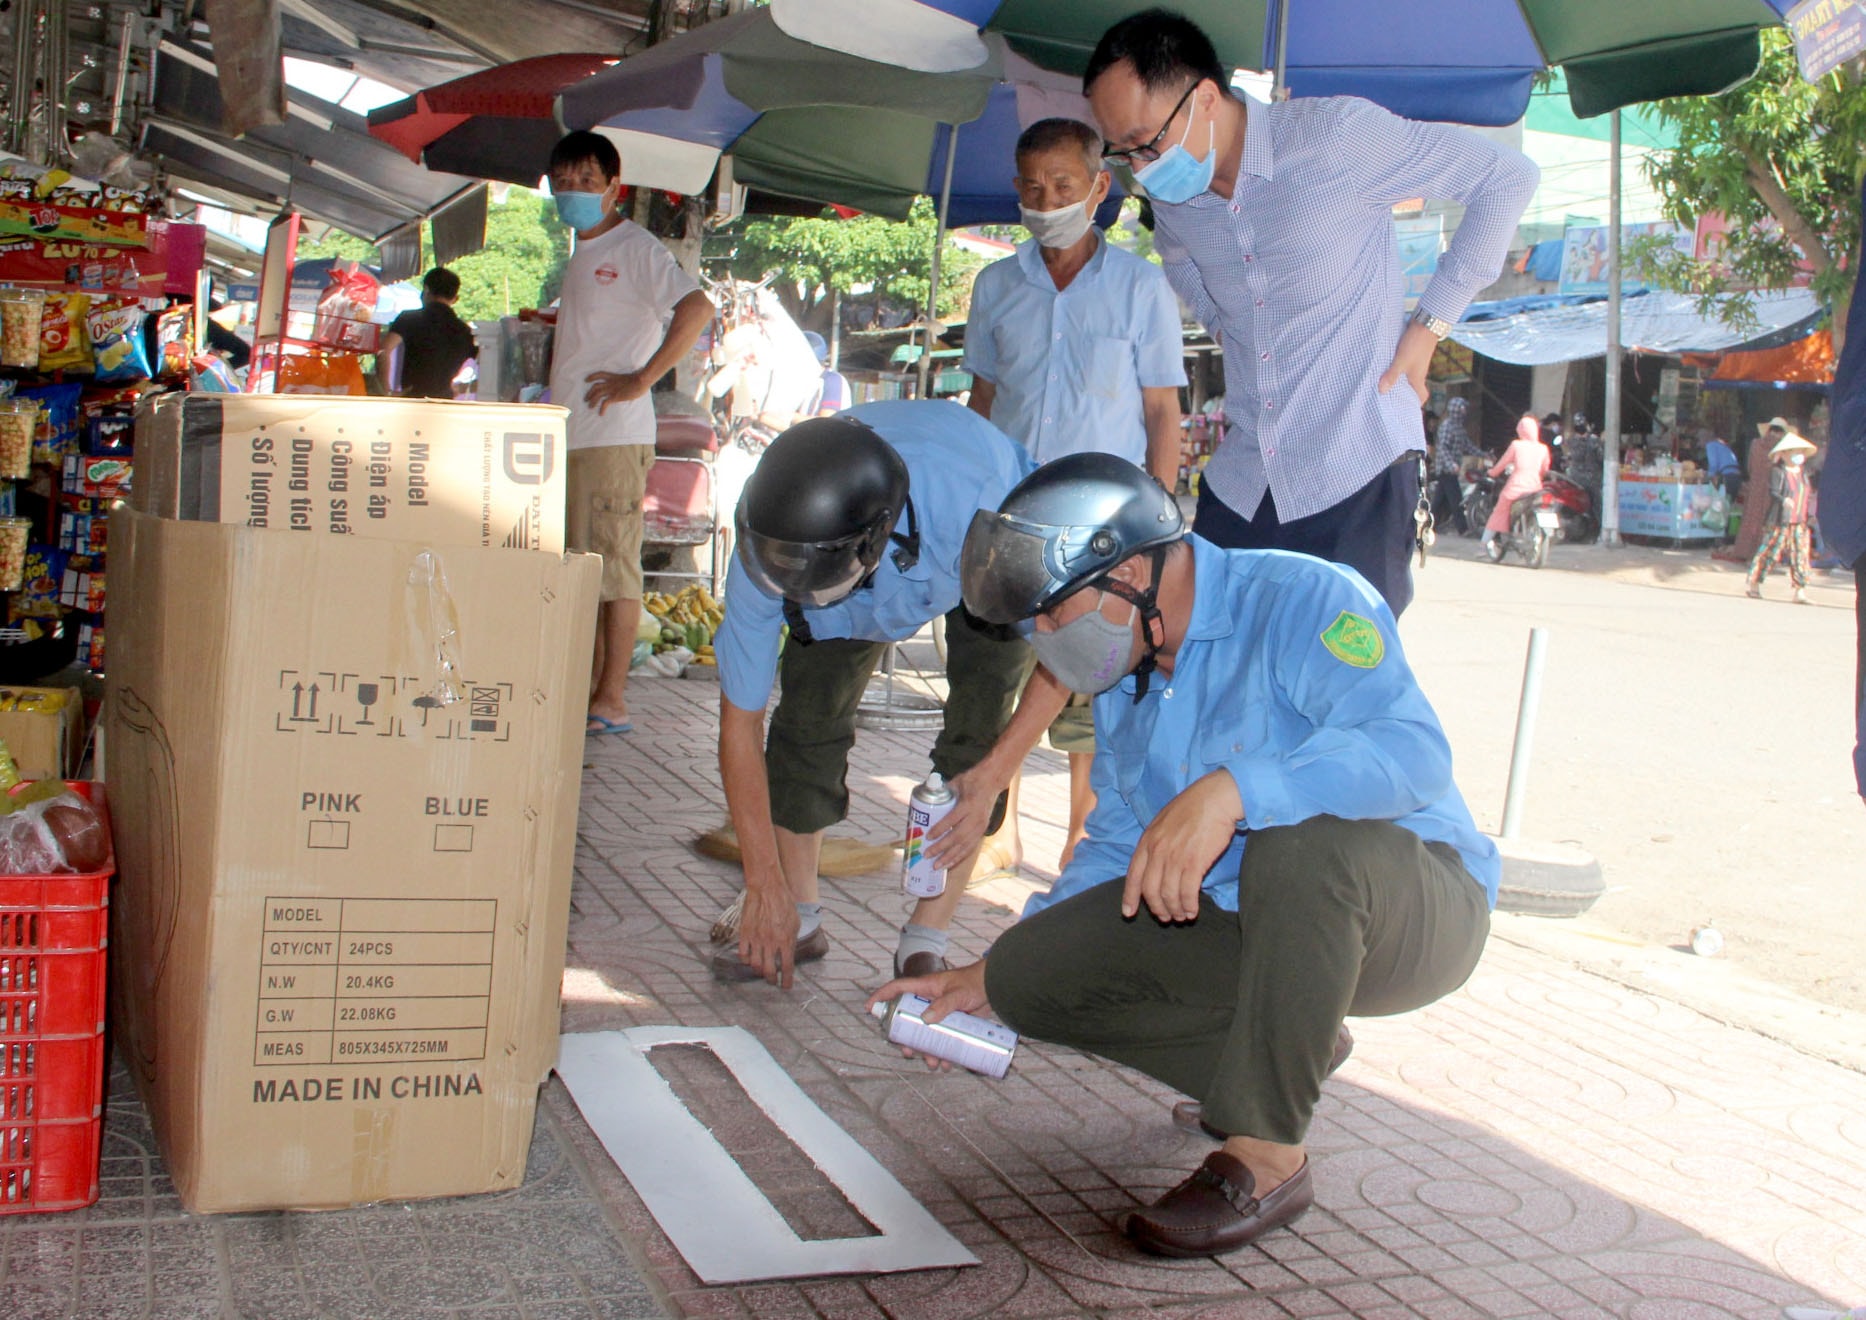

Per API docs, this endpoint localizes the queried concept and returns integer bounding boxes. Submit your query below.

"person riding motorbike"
[1483,415,1552,550]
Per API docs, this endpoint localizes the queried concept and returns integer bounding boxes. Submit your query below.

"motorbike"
[1462,469,1595,548]
[1543,470,1597,544]
[1486,489,1559,568]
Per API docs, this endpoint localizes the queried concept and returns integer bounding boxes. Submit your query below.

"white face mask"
[1788,453,1807,466]
[1019,198,1094,250]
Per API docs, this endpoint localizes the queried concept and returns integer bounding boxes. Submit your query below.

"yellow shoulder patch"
[1320,610,1384,669]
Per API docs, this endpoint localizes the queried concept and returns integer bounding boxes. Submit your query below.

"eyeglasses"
[1101,82,1198,169]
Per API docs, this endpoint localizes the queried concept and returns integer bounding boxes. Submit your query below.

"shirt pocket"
[1083,335,1130,401]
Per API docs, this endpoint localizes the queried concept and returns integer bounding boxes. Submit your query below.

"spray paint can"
[870,993,1018,1078]
[902,772,955,898]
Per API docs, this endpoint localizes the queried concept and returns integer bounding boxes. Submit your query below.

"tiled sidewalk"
[5,665,1864,1319]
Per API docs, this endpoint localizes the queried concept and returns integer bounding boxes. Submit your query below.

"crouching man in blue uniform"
[872,452,1498,1258]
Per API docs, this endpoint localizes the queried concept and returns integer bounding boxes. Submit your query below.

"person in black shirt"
[377,267,476,398]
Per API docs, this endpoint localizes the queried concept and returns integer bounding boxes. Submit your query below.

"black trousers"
[1194,456,1421,617]
[1431,470,1467,534]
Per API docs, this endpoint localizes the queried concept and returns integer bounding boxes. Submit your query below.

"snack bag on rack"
[37,292,92,373]
[14,543,66,619]
[16,381,83,464]
[310,261,381,354]
[155,304,193,377]
[87,302,153,384]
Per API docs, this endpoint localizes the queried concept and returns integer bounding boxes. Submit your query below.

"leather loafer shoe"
[894,949,949,978]
[710,925,829,982]
[1125,1153,1313,1258]
[1173,1024,1354,1139]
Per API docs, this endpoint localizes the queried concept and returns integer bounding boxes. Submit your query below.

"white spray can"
[902,772,955,898]
[870,993,1018,1078]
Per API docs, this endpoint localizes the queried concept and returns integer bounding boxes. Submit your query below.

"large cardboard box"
[104,509,598,1212]
[131,393,567,553]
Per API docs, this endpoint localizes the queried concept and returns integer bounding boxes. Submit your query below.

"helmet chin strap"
[888,496,920,572]
[1099,546,1167,704]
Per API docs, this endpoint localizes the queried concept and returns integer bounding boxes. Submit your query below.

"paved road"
[1404,538,1865,1015]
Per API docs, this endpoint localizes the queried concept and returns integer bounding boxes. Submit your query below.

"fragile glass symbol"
[355,683,379,725]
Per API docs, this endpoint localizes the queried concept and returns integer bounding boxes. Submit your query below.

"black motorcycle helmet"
[734,415,912,607]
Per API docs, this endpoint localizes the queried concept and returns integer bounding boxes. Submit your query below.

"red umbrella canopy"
[369,53,615,181]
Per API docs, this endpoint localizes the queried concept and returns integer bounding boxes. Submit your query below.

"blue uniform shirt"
[715,400,1035,712]
[1027,536,1499,916]
[963,236,1187,469]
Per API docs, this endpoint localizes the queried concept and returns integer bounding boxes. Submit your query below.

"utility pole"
[1600,110,1623,548]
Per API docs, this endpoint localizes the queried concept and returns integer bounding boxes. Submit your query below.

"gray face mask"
[1029,598,1135,694]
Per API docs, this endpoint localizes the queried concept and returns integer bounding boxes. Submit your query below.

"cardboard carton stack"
[106,394,597,1213]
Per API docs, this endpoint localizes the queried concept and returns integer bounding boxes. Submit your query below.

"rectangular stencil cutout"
[556,1027,978,1283]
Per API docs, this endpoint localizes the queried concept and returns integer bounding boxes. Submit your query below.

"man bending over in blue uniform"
[872,453,1498,1257]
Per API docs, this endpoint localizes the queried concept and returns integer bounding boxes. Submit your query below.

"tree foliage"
[1640,29,1865,352]
[443,189,572,322]
[710,197,984,329]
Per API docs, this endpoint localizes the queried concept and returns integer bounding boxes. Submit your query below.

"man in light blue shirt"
[1084,11,1538,616]
[965,115,1189,870]
[876,454,1495,1259]
[713,401,1070,986]
[965,118,1186,482]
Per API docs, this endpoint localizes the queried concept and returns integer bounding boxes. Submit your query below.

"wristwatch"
[1411,308,1452,339]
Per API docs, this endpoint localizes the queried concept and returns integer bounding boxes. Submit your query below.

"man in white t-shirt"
[547,131,715,735]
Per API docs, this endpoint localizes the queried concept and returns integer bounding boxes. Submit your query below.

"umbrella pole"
[1271,0,1291,101]
[919,122,960,399]
[1600,110,1623,547]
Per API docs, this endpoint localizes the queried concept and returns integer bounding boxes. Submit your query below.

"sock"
[896,922,949,966]
[795,901,822,939]
[1481,529,1495,546]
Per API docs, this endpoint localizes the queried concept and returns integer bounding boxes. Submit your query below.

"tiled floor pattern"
[4,662,1863,1319]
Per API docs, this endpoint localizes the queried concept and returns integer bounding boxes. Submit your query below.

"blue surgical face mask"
[1133,98,1215,205]
[554,189,610,232]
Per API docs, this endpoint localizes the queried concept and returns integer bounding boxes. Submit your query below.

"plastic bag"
[37,292,91,372]
[275,351,367,396]
[0,787,110,876]
[87,302,153,383]
[311,261,380,354]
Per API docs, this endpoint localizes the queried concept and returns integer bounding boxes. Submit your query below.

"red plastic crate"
[0,781,113,1213]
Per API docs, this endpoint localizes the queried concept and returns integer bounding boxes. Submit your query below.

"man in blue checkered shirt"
[1085,9,1538,616]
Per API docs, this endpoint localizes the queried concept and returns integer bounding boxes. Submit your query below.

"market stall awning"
[1693,330,1834,385]
[1449,288,1825,366]
[141,40,487,256]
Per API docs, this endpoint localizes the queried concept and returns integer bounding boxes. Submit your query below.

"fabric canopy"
[1693,330,1834,385]
[1449,288,1825,366]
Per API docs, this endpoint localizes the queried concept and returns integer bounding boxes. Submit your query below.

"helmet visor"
[736,509,872,608]
[961,509,1064,625]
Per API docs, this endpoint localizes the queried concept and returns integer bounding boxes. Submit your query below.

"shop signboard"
[1693,211,1815,289]
[0,198,150,246]
[1558,222,1693,297]
[1617,478,1725,541]
[1787,0,1866,82]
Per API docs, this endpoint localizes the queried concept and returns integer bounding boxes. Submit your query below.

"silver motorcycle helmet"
[961,452,1185,626]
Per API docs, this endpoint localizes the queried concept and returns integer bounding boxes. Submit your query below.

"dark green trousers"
[765,607,1034,834]
[985,816,1490,1144]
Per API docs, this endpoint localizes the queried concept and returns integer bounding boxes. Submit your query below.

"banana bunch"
[644,584,726,662]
